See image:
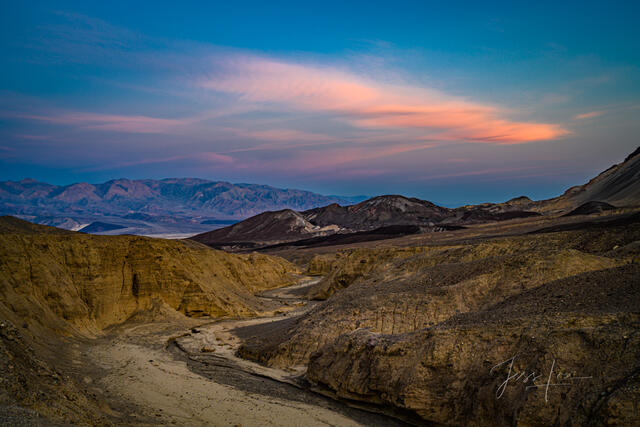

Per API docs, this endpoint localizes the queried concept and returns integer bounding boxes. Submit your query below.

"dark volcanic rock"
[192,195,540,249]
[191,209,326,248]
[304,195,452,229]
[563,200,616,216]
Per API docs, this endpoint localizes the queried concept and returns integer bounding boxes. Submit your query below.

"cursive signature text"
[490,355,592,402]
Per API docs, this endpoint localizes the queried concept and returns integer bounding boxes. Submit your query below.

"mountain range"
[2,147,638,242]
[192,147,640,250]
[0,178,364,237]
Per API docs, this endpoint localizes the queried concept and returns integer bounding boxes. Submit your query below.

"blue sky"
[1,1,639,206]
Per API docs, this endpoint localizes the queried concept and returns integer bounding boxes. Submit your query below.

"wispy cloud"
[80,151,233,172]
[573,110,605,120]
[3,11,577,190]
[12,112,192,134]
[200,56,568,144]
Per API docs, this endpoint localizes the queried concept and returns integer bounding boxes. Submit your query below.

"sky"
[1,1,639,206]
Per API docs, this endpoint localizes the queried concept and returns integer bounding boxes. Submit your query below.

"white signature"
[490,355,592,402]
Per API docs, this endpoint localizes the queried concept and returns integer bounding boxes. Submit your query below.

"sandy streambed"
[83,278,405,426]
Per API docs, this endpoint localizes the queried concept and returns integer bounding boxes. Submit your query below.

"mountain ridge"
[192,147,640,249]
[0,178,363,236]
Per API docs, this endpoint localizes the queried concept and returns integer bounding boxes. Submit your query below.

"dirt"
[78,279,408,426]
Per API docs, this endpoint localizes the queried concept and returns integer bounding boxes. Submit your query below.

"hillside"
[235,213,640,425]
[0,216,301,423]
[0,217,297,336]
[191,195,458,249]
[536,146,640,212]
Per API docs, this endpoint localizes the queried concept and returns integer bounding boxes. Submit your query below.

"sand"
[82,278,403,426]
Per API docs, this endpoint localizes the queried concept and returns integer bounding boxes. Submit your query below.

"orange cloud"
[573,111,605,120]
[200,56,567,144]
[256,142,437,173]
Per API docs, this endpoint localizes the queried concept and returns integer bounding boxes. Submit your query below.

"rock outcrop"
[0,216,300,424]
[0,217,297,337]
[307,264,640,425]
[537,146,640,212]
[235,216,640,423]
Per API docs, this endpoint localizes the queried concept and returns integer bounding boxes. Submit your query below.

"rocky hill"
[191,195,459,249]
[0,178,359,236]
[191,194,542,249]
[189,195,540,250]
[192,147,640,250]
[0,216,297,336]
[0,216,302,423]
[536,146,640,212]
[235,212,640,425]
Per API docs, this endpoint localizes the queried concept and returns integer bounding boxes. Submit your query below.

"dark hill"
[191,195,537,249]
[539,146,640,211]
[192,147,640,250]
[563,201,616,217]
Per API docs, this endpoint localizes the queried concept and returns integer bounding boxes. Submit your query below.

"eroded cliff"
[235,217,640,424]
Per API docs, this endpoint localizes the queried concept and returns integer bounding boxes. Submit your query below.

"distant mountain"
[192,147,640,250]
[190,194,539,249]
[0,178,357,236]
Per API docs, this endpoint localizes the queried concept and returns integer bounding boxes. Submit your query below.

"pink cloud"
[202,58,379,110]
[200,56,568,144]
[16,112,191,134]
[238,141,437,174]
[81,151,232,172]
[573,111,605,120]
[232,128,338,143]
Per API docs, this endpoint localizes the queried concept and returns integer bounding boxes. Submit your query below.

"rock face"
[307,265,640,425]
[0,178,356,235]
[304,196,452,229]
[235,215,640,424]
[0,217,297,337]
[0,216,299,424]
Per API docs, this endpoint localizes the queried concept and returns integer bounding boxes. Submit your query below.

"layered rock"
[235,218,640,424]
[0,216,301,423]
[307,264,640,425]
[0,217,297,337]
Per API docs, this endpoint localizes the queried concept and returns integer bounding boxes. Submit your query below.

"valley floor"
[76,279,406,426]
